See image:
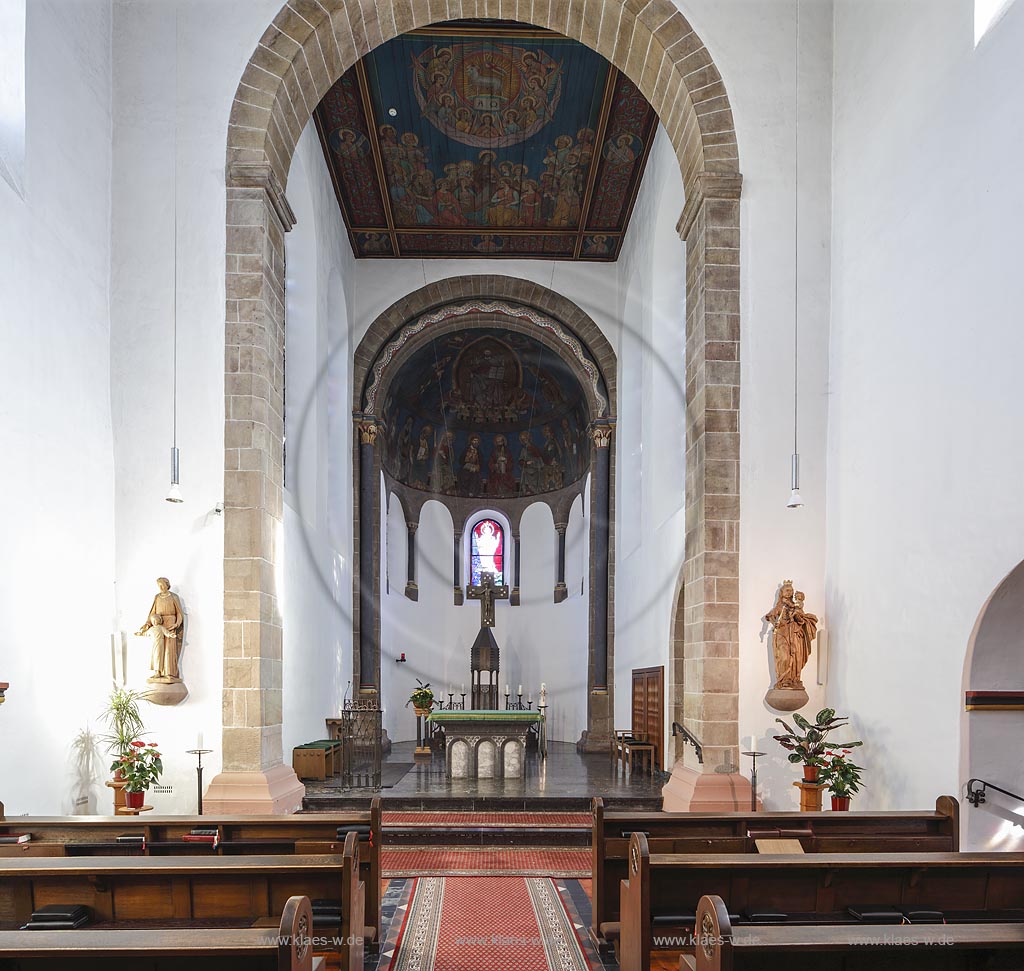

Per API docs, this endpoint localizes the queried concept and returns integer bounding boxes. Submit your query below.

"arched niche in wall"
[961,559,1024,850]
[351,285,617,748]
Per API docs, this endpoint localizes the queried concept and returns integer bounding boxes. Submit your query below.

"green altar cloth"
[427,710,544,724]
[427,710,544,778]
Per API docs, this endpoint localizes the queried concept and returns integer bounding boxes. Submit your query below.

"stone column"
[579,422,613,753]
[510,530,521,606]
[553,522,568,603]
[356,419,379,695]
[206,162,304,814]
[405,521,418,602]
[662,173,752,812]
[453,531,464,605]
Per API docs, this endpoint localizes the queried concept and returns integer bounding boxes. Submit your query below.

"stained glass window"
[470,518,504,586]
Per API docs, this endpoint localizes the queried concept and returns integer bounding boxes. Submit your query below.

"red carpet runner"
[382,847,590,877]
[390,876,592,971]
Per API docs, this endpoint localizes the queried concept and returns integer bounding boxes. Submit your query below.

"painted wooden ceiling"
[313,20,658,261]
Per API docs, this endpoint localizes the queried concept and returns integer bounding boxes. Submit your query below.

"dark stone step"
[302,793,661,813]
[383,826,592,847]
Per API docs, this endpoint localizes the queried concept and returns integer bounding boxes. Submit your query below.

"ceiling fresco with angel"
[313,20,658,261]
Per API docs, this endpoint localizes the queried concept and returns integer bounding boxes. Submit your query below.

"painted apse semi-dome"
[380,327,590,499]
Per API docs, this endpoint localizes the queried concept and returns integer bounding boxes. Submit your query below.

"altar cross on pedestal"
[466,572,509,628]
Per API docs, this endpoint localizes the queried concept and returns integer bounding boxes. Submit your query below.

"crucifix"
[466,572,509,628]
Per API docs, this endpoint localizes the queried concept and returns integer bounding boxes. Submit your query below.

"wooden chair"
[612,729,657,775]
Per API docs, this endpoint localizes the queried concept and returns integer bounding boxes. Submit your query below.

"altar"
[427,710,545,779]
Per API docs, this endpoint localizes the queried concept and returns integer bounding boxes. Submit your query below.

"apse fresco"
[314,21,658,260]
[381,329,590,498]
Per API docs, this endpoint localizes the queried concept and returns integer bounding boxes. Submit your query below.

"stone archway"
[351,276,618,749]
[210,0,742,812]
[961,560,1024,850]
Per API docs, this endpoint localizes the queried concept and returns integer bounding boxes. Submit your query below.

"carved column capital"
[357,419,379,446]
[590,423,614,448]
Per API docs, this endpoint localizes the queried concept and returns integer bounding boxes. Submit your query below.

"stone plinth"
[203,764,305,814]
[662,761,756,812]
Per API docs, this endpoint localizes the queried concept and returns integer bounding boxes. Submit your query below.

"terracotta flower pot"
[413,705,433,718]
[802,764,820,782]
[125,789,146,809]
[831,796,851,811]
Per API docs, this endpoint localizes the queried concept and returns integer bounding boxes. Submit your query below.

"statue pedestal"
[793,780,827,812]
[765,687,808,712]
[662,763,757,812]
[203,764,305,815]
[143,681,189,706]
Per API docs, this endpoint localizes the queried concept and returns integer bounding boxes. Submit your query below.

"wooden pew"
[690,893,1024,970]
[619,834,1024,971]
[0,894,323,970]
[0,841,366,971]
[591,795,959,947]
[0,800,382,941]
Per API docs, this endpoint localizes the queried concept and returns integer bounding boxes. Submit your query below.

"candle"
[197,732,203,750]
[517,684,522,695]
[461,683,465,694]
[505,684,510,695]
[541,682,546,691]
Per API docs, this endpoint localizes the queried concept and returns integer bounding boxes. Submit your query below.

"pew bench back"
[591,795,959,943]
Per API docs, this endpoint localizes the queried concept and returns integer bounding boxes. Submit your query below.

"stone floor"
[304,740,666,811]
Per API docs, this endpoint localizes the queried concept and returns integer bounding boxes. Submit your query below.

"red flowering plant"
[818,748,865,799]
[116,740,164,793]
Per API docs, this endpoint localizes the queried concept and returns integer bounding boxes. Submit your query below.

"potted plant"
[99,687,146,810]
[773,708,862,783]
[405,679,434,716]
[119,739,164,809]
[819,749,865,810]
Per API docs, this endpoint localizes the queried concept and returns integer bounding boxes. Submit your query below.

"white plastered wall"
[827,0,1024,830]
[611,126,687,770]
[280,126,356,755]
[0,0,116,814]
[380,494,590,743]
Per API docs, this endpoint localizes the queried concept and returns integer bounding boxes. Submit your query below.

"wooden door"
[631,666,664,769]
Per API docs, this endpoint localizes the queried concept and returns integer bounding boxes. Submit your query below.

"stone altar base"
[662,762,757,812]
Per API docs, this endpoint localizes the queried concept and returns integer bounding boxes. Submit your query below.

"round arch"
[961,559,1024,850]
[351,281,616,747]
[226,1,739,194]
[212,0,744,809]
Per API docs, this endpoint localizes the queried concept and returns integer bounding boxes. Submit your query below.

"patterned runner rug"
[389,876,592,971]
[382,846,590,877]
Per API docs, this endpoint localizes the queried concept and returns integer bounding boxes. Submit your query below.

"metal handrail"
[966,778,1024,808]
[671,722,704,764]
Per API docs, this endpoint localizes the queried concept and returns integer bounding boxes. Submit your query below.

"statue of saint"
[764,580,818,692]
[135,578,184,684]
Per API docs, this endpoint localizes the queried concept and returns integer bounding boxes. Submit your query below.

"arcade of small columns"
[207,0,743,813]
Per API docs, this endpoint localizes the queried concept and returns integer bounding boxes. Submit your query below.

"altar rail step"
[301,793,662,813]
[382,811,592,847]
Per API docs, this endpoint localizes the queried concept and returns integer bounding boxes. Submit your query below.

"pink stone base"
[662,763,760,812]
[202,763,305,815]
